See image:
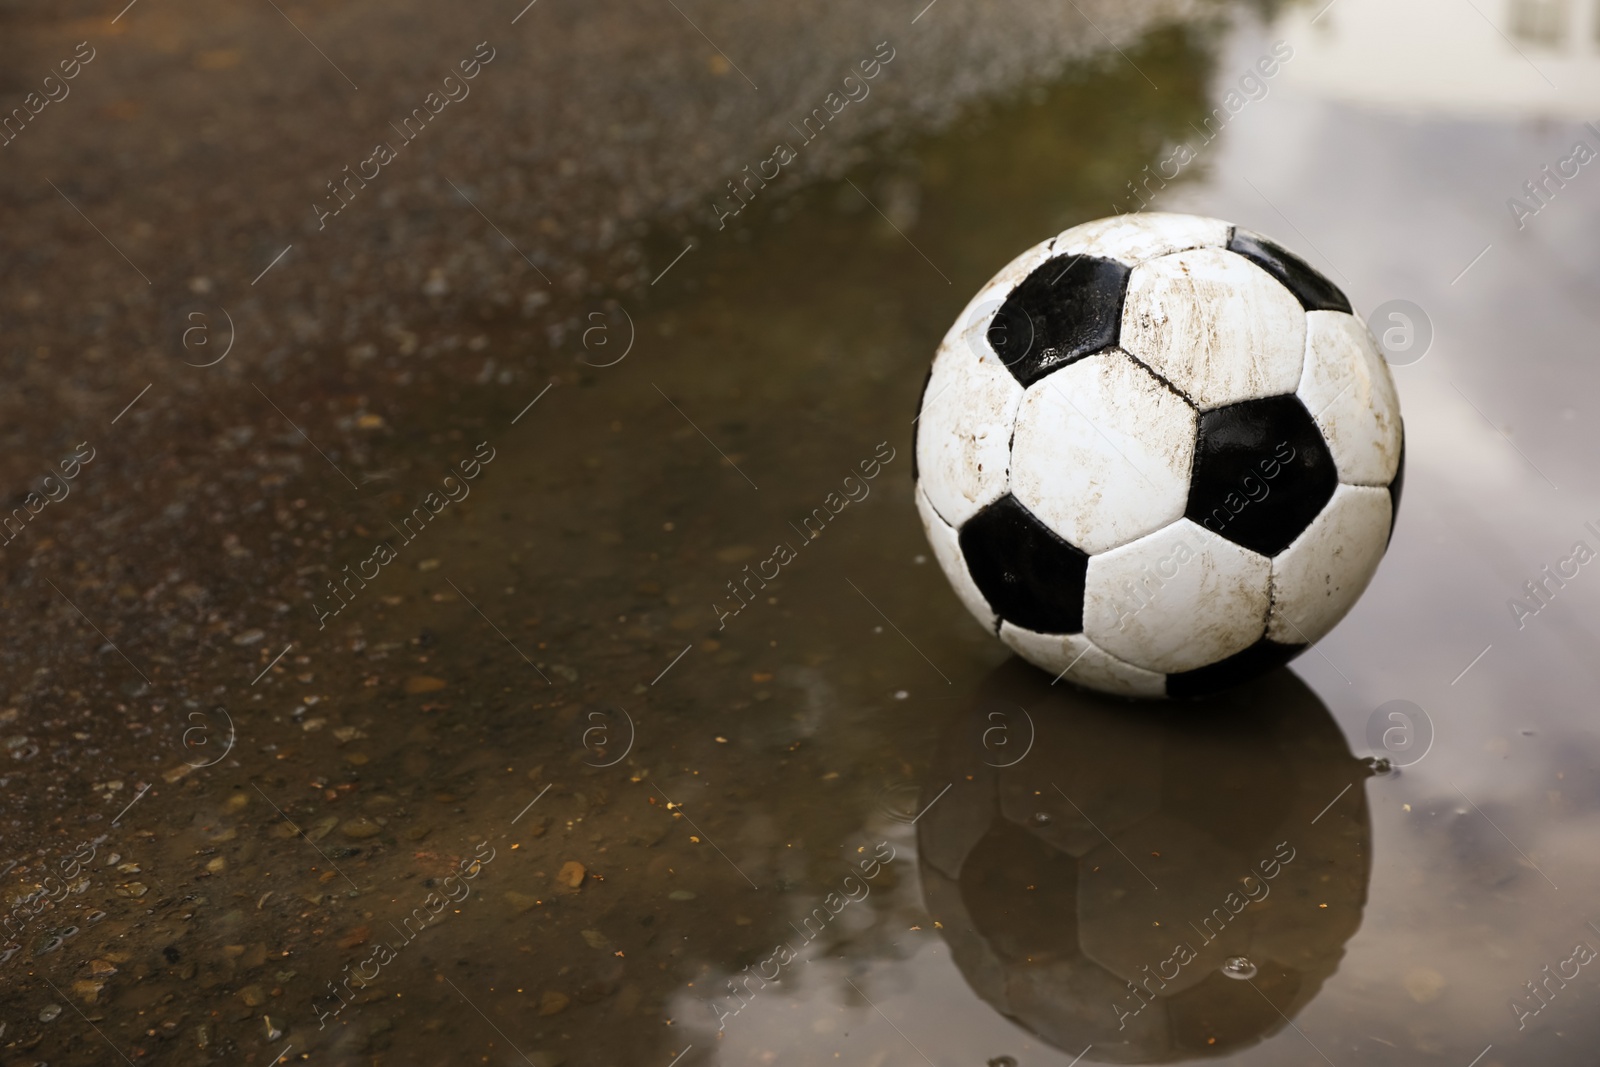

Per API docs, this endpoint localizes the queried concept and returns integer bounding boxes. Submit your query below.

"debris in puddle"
[72,977,106,1003]
[506,891,542,912]
[338,925,372,949]
[1220,956,1257,980]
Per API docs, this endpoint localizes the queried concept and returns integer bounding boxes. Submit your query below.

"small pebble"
[341,817,383,840]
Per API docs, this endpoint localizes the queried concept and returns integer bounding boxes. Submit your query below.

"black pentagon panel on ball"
[1186,395,1339,558]
[987,255,1130,387]
[959,494,1090,634]
[1227,228,1352,314]
[1165,638,1306,699]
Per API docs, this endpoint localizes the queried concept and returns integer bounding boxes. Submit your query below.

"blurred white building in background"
[1279,0,1600,117]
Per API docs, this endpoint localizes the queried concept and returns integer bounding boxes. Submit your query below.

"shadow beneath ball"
[918,658,1372,1063]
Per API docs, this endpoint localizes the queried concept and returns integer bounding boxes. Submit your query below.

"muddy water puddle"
[8,5,1600,1066]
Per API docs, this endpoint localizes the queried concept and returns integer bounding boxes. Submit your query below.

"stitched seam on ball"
[1090,512,1193,559]
[917,483,962,533]
[1118,348,1198,412]
[1082,633,1164,683]
[1004,386,1022,502]
[1262,567,1280,644]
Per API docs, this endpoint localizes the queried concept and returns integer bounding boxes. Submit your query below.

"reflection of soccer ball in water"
[913,213,1404,698]
[919,660,1371,1063]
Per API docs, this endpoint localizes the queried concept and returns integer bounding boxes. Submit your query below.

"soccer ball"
[913,212,1403,698]
[918,659,1371,1062]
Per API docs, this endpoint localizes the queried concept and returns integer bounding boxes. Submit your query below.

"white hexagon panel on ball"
[915,305,1025,529]
[1083,520,1271,675]
[1121,247,1307,410]
[1298,310,1403,486]
[1010,350,1195,555]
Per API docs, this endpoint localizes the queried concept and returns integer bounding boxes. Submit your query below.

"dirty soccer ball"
[913,212,1404,698]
